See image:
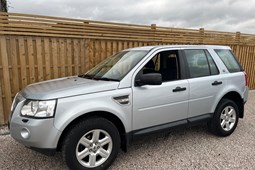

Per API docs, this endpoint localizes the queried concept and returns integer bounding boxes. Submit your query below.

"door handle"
[212,81,222,86]
[172,86,186,92]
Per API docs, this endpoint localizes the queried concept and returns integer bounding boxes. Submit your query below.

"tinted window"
[184,50,210,78]
[215,49,241,73]
[205,50,219,75]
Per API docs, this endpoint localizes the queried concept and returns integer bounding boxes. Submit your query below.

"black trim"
[122,132,132,152]
[172,86,186,92]
[239,99,245,118]
[204,50,220,75]
[177,49,188,79]
[29,147,56,156]
[134,119,187,136]
[131,113,213,139]
[188,113,213,124]
[179,50,190,79]
[212,81,223,86]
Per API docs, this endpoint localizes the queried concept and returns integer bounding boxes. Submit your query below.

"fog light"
[20,128,30,139]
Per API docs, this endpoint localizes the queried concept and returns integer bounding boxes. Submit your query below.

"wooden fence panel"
[0,12,255,124]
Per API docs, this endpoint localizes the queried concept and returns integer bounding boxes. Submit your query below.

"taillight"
[244,72,248,86]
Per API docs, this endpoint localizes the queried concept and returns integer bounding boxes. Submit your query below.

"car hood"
[21,76,119,100]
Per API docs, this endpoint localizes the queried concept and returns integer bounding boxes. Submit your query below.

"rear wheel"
[208,99,239,137]
[62,117,120,170]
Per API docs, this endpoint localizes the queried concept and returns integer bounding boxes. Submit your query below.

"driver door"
[132,49,189,131]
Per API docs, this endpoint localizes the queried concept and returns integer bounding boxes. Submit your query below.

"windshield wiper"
[78,74,94,79]
[94,77,120,82]
[78,74,119,82]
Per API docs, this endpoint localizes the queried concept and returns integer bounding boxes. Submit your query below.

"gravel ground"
[0,91,254,170]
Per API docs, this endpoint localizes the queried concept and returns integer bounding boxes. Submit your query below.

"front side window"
[137,50,180,82]
[214,49,242,73]
[83,50,148,81]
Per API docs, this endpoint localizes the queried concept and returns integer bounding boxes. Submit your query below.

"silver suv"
[9,45,248,170]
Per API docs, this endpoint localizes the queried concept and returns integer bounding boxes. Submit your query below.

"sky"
[8,0,255,34]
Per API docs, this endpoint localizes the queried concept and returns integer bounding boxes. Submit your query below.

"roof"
[125,45,231,51]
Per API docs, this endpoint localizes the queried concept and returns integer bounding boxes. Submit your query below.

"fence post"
[0,35,12,124]
[0,81,4,125]
[235,32,241,44]
[151,24,157,45]
[235,32,241,61]
[199,28,205,44]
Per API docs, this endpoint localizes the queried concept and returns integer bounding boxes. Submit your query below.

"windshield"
[81,50,148,81]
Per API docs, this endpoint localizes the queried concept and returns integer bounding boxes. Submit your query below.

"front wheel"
[62,117,120,170]
[208,99,239,137]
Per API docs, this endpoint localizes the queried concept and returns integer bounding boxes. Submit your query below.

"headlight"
[21,100,56,118]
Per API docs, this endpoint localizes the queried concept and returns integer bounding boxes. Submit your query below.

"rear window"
[214,49,242,73]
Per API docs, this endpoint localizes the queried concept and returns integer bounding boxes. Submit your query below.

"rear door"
[182,49,226,118]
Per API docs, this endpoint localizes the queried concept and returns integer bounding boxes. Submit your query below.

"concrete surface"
[0,91,254,170]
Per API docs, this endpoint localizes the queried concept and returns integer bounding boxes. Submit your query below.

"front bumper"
[9,94,62,155]
[9,116,61,155]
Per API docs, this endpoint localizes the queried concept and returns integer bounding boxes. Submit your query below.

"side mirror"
[136,73,162,86]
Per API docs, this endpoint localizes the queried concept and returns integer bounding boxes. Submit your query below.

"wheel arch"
[57,111,128,152]
[217,91,244,118]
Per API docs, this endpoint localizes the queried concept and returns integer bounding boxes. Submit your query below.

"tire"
[62,117,121,170]
[208,99,239,137]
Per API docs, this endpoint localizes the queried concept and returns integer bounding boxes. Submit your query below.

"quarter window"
[214,49,242,73]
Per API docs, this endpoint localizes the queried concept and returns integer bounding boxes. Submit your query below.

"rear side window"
[214,49,242,73]
[184,49,219,78]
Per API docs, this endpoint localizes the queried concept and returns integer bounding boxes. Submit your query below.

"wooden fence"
[0,12,255,125]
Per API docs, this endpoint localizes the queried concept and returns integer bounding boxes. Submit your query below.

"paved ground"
[0,91,254,170]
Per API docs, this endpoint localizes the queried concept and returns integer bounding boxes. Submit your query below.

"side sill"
[126,113,213,146]
[188,113,213,124]
[133,119,187,136]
